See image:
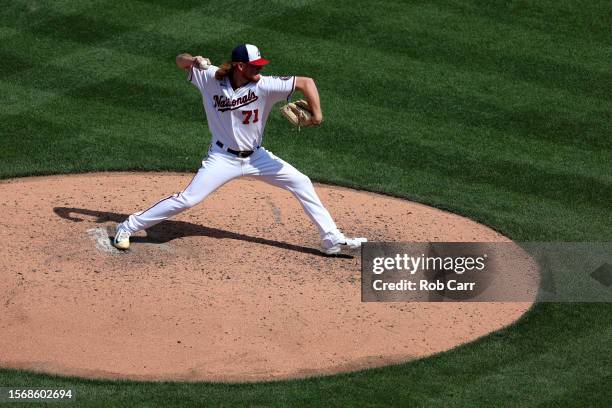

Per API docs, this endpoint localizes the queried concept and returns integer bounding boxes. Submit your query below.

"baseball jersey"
[188,65,296,151]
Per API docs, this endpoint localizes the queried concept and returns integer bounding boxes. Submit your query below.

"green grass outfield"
[1,0,611,406]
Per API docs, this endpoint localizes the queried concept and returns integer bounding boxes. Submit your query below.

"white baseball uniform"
[121,65,344,245]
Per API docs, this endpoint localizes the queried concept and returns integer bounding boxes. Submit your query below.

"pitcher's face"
[237,62,263,82]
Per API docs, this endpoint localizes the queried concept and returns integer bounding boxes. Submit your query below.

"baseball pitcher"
[113,44,366,254]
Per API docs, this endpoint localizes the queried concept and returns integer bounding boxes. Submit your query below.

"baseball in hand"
[195,56,211,70]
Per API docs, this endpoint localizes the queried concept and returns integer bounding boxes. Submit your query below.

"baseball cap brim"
[249,58,269,66]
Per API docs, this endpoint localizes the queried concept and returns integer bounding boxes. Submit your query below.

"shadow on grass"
[53,206,352,259]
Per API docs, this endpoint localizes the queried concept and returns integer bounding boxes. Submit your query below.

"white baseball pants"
[121,143,341,242]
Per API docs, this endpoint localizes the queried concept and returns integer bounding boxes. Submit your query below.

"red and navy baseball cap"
[231,44,269,66]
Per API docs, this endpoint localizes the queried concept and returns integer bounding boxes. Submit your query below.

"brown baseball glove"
[280,99,315,128]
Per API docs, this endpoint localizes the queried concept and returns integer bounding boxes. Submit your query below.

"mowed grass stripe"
[1,0,101,29]
[393,2,611,76]
[440,0,612,44]
[2,6,191,64]
[0,50,168,117]
[0,86,209,155]
[0,60,207,125]
[431,329,612,407]
[537,373,612,407]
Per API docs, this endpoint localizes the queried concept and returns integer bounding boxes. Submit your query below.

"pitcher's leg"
[122,154,240,233]
[278,171,338,238]
[247,148,367,254]
[247,149,337,238]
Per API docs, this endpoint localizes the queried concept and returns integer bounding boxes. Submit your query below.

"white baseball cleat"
[321,234,368,255]
[113,224,131,250]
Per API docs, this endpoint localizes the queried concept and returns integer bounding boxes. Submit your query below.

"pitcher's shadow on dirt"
[53,207,352,259]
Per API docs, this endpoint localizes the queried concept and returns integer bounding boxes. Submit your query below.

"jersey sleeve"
[187,65,219,93]
[260,75,296,104]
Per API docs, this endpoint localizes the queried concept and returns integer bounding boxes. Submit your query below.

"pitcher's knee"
[176,191,202,209]
[292,173,313,189]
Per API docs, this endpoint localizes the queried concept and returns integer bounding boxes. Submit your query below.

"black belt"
[215,141,259,158]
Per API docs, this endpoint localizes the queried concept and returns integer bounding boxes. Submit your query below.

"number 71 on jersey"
[242,109,259,125]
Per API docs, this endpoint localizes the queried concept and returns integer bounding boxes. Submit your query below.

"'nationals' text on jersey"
[213,90,259,112]
[189,65,295,151]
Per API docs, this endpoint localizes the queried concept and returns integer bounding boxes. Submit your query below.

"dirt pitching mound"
[0,172,537,382]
